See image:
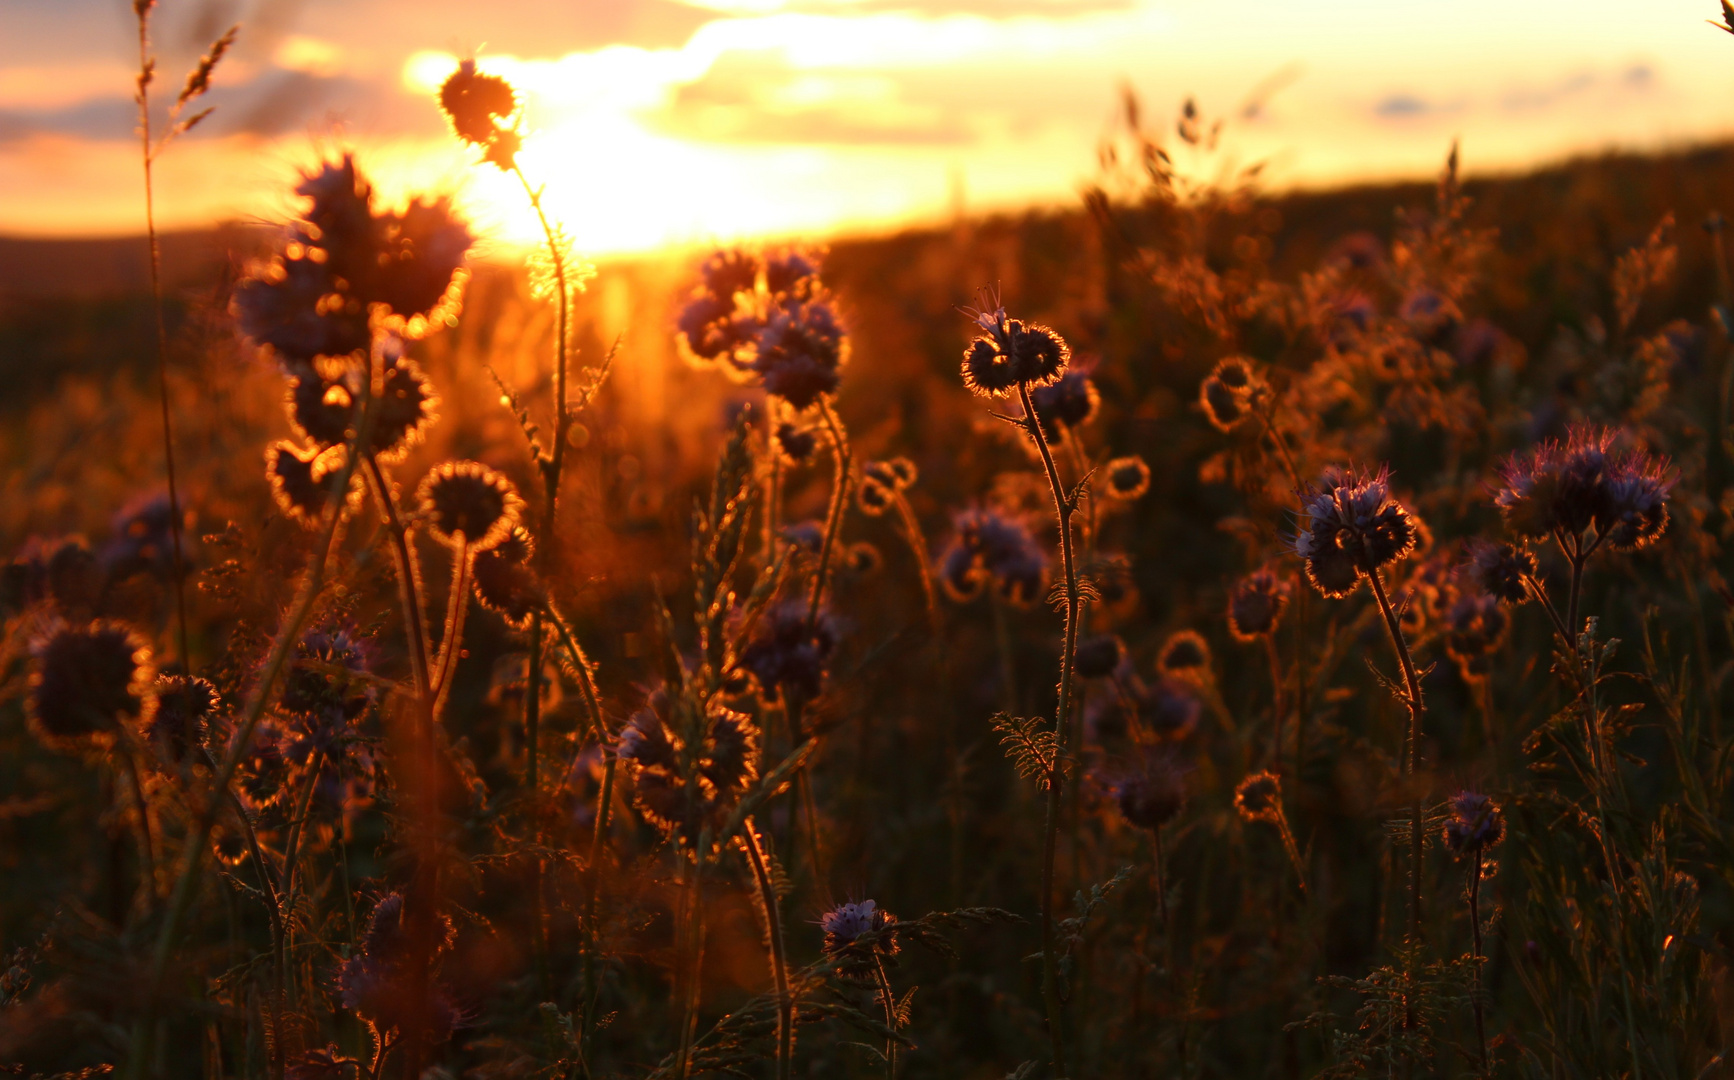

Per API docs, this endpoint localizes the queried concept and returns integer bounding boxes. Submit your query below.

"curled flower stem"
[125,336,381,1080]
[1016,379,1081,1079]
[741,822,794,1080]
[363,456,432,699]
[135,3,192,673]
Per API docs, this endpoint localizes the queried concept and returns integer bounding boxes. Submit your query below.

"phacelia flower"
[1228,568,1291,640]
[739,601,839,705]
[1494,426,1672,549]
[1442,591,1509,682]
[417,460,523,552]
[1030,370,1100,442]
[335,892,462,1041]
[28,621,155,754]
[677,246,837,409]
[146,674,219,766]
[960,296,1070,397]
[1073,634,1125,679]
[619,690,760,851]
[937,507,1049,605]
[1294,467,1421,598]
[3,535,100,615]
[1200,356,1265,432]
[752,298,846,410]
[289,344,436,463]
[1234,770,1284,824]
[280,625,374,750]
[857,476,894,516]
[863,457,918,491]
[1157,630,1211,683]
[266,442,360,528]
[471,526,540,630]
[1465,540,1535,605]
[101,492,185,581]
[439,59,520,168]
[821,899,897,956]
[1443,791,1504,854]
[1104,747,1188,831]
[1104,455,1151,501]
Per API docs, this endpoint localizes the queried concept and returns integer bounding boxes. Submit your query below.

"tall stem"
[1365,568,1425,947]
[430,538,471,721]
[872,954,899,1080]
[136,5,192,672]
[1017,380,1080,1078]
[808,399,852,626]
[273,748,324,1079]
[1265,633,1285,766]
[742,824,794,1080]
[363,457,431,699]
[1468,852,1489,1077]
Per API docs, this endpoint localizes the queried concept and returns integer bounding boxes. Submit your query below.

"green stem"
[1017,380,1080,1079]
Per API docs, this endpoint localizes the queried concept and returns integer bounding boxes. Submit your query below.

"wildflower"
[1157,630,1211,682]
[280,625,374,751]
[1600,452,1673,549]
[842,542,882,576]
[335,892,462,1041]
[678,250,760,365]
[289,346,436,462]
[739,601,839,704]
[857,476,894,516]
[1399,287,1458,340]
[1200,356,1264,432]
[1465,541,1535,604]
[864,457,918,491]
[1073,634,1125,679]
[1443,791,1505,854]
[959,297,1070,397]
[145,674,219,766]
[417,460,523,553]
[3,536,100,614]
[1494,426,1671,548]
[101,492,184,580]
[1105,748,1187,831]
[28,622,155,754]
[619,690,760,850]
[266,442,359,528]
[1234,770,1283,824]
[780,520,825,555]
[1227,568,1290,640]
[1443,591,1508,681]
[752,298,846,410]
[471,526,540,630]
[1294,467,1421,598]
[776,422,817,463]
[821,899,897,955]
[1030,370,1100,441]
[1103,455,1151,500]
[439,59,519,167]
[937,507,1049,605]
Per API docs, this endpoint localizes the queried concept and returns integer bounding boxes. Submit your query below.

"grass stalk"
[741,823,794,1080]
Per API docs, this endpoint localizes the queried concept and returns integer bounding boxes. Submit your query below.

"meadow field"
[5,17,1734,1078]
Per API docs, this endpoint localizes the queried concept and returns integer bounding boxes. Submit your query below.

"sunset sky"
[3,0,1732,254]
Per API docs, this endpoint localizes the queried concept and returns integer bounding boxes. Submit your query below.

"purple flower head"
[471,525,540,630]
[1227,568,1291,640]
[776,422,818,463]
[1443,791,1504,854]
[4,535,100,615]
[618,688,760,851]
[28,621,155,754]
[1199,357,1265,432]
[289,343,436,463]
[959,294,1070,397]
[1103,747,1188,831]
[266,442,361,529]
[938,507,1049,605]
[1443,591,1509,681]
[1157,630,1211,683]
[1104,456,1151,501]
[1465,540,1535,605]
[821,899,897,955]
[1492,425,1670,548]
[101,492,187,581]
[1030,370,1100,441]
[146,674,220,767]
[417,460,523,553]
[752,298,846,410]
[1294,466,1421,598]
[280,625,374,752]
[739,601,839,704]
[1073,634,1125,679]
[1234,770,1283,824]
[335,892,461,1040]
[1599,451,1673,550]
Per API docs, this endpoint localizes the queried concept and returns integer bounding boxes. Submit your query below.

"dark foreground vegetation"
[8,13,1734,1079]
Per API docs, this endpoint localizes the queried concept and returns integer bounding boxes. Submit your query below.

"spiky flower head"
[266,442,361,528]
[1494,426,1672,548]
[1294,466,1421,597]
[1228,568,1291,640]
[821,899,897,956]
[775,422,817,463]
[1234,770,1284,824]
[739,601,839,705]
[1104,455,1151,501]
[101,492,185,580]
[439,59,519,168]
[335,892,461,1040]
[1106,747,1187,831]
[1073,634,1125,679]
[1443,591,1509,682]
[937,507,1049,605]
[1200,356,1265,432]
[417,461,523,552]
[677,246,831,395]
[618,690,761,851]
[752,298,847,410]
[471,526,540,630]
[1443,791,1504,854]
[1030,370,1100,441]
[959,293,1070,397]
[28,621,156,754]
[864,457,918,491]
[1157,630,1211,683]
[288,344,437,463]
[146,674,219,766]
[280,625,374,750]
[1465,540,1535,605]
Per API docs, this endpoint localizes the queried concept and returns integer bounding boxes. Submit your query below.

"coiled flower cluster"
[617,689,760,851]
[1495,426,1672,551]
[959,295,1069,398]
[1294,467,1421,597]
[937,507,1049,605]
[677,248,847,411]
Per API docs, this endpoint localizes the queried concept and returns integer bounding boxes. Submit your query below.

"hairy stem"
[873,954,898,1080]
[809,398,852,626]
[1018,380,1081,1079]
[742,823,794,1080]
[363,456,431,699]
[430,538,471,721]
